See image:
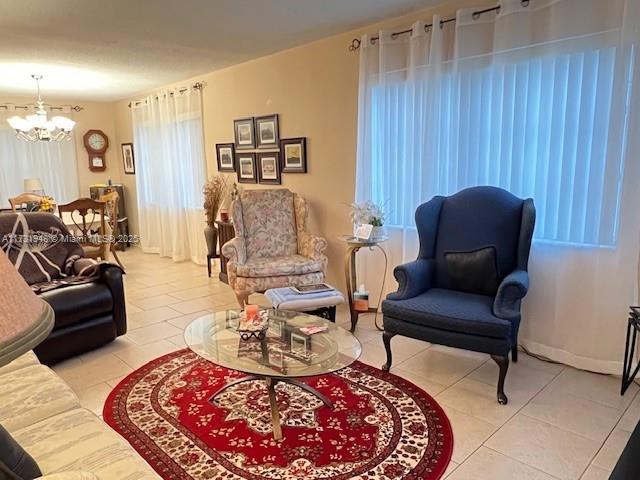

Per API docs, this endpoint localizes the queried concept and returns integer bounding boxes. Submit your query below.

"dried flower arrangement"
[203,175,228,227]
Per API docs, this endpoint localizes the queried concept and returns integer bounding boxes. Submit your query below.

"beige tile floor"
[52,248,639,480]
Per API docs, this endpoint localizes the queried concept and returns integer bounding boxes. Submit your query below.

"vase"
[204,225,218,257]
[371,226,386,240]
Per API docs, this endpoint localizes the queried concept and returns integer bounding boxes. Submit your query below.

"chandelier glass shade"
[7,75,76,142]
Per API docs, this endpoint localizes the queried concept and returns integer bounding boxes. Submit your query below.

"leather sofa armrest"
[386,259,435,301]
[101,265,127,336]
[493,269,529,320]
[222,237,247,265]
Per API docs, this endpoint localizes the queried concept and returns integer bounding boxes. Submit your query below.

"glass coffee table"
[184,309,362,440]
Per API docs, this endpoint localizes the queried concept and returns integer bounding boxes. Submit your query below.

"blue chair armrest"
[386,259,435,301]
[493,269,529,320]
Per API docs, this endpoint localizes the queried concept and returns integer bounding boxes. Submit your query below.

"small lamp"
[0,250,53,366]
[23,178,43,194]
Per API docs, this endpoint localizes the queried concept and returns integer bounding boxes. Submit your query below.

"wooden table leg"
[266,378,283,440]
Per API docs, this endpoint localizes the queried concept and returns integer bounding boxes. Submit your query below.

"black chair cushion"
[39,282,113,330]
[444,246,500,296]
[0,424,41,480]
[382,288,511,339]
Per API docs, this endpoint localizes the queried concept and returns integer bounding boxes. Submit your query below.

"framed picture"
[235,152,257,183]
[255,114,279,149]
[216,143,235,172]
[280,137,307,173]
[257,152,281,185]
[234,118,255,150]
[121,143,135,175]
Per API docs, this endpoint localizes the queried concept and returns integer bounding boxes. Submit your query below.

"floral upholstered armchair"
[221,189,328,306]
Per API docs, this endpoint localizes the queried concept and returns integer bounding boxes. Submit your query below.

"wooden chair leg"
[512,345,518,362]
[382,331,397,371]
[110,244,125,270]
[235,292,248,309]
[491,354,510,405]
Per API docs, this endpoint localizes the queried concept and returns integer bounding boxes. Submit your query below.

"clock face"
[88,133,106,151]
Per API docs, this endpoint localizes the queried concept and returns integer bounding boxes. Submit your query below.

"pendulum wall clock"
[83,129,109,172]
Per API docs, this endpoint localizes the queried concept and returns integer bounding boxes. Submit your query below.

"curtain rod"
[348,0,530,51]
[128,81,205,108]
[0,104,83,112]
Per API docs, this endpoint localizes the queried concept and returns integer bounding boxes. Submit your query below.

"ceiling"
[0,0,439,102]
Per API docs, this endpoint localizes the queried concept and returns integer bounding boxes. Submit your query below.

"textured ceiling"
[0,0,440,101]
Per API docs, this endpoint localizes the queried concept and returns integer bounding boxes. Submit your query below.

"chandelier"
[7,75,76,142]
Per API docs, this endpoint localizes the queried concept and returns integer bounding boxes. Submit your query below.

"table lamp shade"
[23,178,43,192]
[0,250,53,367]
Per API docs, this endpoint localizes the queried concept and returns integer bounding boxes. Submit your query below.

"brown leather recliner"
[0,212,126,365]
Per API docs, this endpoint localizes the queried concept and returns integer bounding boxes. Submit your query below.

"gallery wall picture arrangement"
[255,114,279,149]
[280,137,307,173]
[234,118,255,150]
[216,143,235,172]
[257,152,281,185]
[236,152,257,183]
[121,143,135,175]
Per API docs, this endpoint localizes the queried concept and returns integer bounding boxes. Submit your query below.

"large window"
[368,45,631,247]
[0,127,79,207]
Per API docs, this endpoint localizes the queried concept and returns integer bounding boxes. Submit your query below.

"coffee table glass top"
[184,309,362,378]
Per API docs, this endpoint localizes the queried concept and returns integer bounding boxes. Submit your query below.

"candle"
[245,304,259,322]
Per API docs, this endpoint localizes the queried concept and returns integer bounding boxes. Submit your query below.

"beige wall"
[112,0,483,288]
[0,94,121,201]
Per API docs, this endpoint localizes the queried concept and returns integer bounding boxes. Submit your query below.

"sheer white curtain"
[356,0,640,373]
[131,87,207,264]
[0,115,79,207]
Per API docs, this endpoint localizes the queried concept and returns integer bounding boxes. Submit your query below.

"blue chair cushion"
[382,288,512,339]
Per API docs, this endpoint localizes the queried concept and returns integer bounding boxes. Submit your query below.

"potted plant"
[203,175,228,257]
[349,201,386,239]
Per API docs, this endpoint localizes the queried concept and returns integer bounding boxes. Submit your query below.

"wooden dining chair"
[57,198,108,261]
[9,193,44,212]
[98,190,125,269]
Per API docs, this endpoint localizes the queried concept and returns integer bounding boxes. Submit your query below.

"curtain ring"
[472,11,481,20]
[424,24,431,33]
[521,0,530,6]
[349,38,361,51]
[439,19,445,29]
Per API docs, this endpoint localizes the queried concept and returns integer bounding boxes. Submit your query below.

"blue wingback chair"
[381,186,535,404]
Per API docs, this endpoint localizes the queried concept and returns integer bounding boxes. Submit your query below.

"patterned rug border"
[104,348,454,480]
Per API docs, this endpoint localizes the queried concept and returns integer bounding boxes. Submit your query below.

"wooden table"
[214,220,235,283]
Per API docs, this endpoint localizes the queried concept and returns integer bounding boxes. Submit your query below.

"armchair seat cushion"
[236,255,323,278]
[38,282,113,330]
[383,288,511,339]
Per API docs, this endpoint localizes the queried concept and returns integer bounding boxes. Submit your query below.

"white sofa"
[0,351,159,479]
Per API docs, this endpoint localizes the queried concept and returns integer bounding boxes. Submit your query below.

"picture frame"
[235,152,257,183]
[234,117,255,150]
[255,114,279,149]
[257,152,281,185]
[216,143,235,172]
[121,143,135,175]
[280,137,307,173]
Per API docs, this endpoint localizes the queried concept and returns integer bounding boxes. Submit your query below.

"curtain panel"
[355,0,640,373]
[131,87,207,265]
[0,110,79,208]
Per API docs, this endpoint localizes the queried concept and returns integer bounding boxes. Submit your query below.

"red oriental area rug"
[104,349,453,479]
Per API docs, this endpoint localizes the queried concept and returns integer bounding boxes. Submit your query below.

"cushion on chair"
[444,246,500,296]
[236,255,323,278]
[434,187,523,291]
[240,189,298,259]
[38,282,113,330]
[382,288,512,339]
